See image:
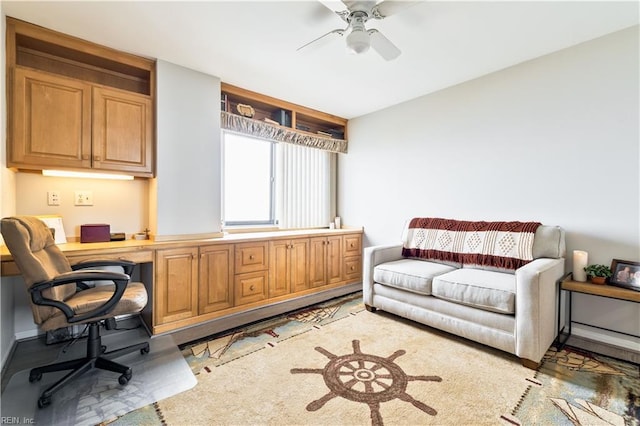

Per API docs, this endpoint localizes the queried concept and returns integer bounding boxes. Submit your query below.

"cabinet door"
[155,247,198,325]
[309,237,328,288]
[269,240,290,297]
[289,238,309,293]
[199,244,234,314]
[326,235,343,285]
[92,86,153,175]
[11,68,91,169]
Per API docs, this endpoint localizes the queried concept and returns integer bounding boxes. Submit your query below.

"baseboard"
[567,334,640,364]
[0,336,17,382]
[167,283,362,346]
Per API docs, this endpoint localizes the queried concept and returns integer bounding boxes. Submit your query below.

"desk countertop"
[1,227,363,263]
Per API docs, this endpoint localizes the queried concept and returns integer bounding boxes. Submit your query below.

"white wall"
[153,60,221,239]
[15,174,148,239]
[338,26,639,348]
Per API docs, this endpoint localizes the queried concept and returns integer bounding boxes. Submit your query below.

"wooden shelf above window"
[221,83,347,141]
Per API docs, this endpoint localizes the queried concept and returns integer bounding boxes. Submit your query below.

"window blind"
[276,143,332,229]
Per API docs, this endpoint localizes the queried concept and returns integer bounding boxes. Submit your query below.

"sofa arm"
[363,244,404,305]
[515,257,565,363]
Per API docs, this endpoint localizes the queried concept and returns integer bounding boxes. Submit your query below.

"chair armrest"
[30,269,130,324]
[363,244,404,305]
[72,259,136,275]
[515,257,565,363]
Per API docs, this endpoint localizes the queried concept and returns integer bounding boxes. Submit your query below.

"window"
[222,130,333,229]
[222,131,275,225]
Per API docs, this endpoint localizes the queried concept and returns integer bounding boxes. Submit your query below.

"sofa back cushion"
[401,218,564,272]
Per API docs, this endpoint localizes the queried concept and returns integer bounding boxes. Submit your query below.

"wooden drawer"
[343,256,362,282]
[69,250,154,265]
[343,234,362,257]
[235,242,268,274]
[235,271,268,306]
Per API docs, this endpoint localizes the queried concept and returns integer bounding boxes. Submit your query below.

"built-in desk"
[2,228,363,344]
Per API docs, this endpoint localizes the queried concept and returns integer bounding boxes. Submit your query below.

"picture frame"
[609,259,640,291]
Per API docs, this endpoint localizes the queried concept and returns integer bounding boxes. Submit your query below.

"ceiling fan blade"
[342,0,378,11]
[372,0,421,19]
[318,0,348,12]
[297,28,345,53]
[368,29,401,60]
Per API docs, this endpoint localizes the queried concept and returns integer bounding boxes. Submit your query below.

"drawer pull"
[249,285,255,291]
[94,155,101,161]
[249,255,255,260]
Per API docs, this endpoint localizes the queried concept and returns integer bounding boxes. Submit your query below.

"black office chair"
[1,216,150,408]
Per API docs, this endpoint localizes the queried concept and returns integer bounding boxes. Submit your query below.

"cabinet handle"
[249,285,255,291]
[350,266,355,271]
[350,243,354,247]
[249,255,255,260]
[82,154,90,160]
[94,155,101,161]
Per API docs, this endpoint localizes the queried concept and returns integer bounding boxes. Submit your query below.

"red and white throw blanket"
[402,218,542,270]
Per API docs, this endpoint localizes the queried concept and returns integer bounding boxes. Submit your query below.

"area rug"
[510,345,640,425]
[154,295,536,425]
[1,333,196,426]
[110,293,639,425]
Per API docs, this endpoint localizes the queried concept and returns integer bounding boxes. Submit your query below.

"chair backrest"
[1,216,75,324]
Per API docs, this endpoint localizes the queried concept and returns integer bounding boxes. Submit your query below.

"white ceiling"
[2,1,638,119]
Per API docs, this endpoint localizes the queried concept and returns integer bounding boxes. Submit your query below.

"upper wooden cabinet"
[92,86,153,174]
[5,17,156,177]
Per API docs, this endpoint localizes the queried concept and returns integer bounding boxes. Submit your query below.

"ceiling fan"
[298,0,418,61]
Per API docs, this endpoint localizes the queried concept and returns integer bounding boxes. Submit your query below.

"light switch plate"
[75,190,93,206]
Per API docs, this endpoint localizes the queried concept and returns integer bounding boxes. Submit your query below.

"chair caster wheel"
[38,396,51,408]
[29,371,42,382]
[141,344,150,355]
[119,369,132,385]
[101,345,107,354]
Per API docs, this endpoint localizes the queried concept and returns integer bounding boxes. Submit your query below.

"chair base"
[30,321,150,408]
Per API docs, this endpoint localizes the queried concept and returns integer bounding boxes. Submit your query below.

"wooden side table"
[554,273,640,350]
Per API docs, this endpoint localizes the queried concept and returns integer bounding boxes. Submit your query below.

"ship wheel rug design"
[291,339,442,426]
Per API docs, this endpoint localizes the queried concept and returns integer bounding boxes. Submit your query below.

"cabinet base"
[163,283,362,346]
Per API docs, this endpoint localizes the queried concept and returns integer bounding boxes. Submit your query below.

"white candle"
[573,250,588,282]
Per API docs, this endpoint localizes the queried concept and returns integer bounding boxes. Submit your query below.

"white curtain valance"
[221,111,347,154]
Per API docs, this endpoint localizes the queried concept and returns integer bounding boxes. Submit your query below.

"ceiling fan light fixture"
[346,28,370,54]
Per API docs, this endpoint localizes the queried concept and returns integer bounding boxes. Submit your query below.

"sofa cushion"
[374,259,456,295]
[432,269,516,314]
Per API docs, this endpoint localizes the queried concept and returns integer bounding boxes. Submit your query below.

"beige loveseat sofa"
[363,218,566,368]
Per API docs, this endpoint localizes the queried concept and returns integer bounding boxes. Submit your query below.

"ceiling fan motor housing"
[346,11,370,54]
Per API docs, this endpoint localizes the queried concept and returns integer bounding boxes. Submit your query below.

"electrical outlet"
[47,191,60,206]
[75,190,93,206]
